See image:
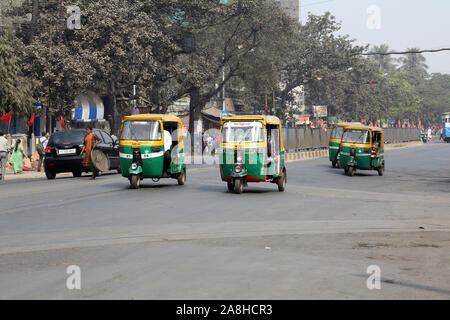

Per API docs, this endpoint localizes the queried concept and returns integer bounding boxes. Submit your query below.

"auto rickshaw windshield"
[223,121,264,143]
[342,129,370,143]
[121,120,161,141]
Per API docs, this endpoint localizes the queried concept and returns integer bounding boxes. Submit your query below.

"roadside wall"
[282,127,420,152]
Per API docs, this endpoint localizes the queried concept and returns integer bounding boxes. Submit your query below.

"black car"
[44,129,120,179]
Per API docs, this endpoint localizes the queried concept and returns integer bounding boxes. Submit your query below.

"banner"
[1,111,12,124]
[27,113,35,127]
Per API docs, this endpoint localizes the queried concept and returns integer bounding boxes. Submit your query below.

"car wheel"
[72,170,82,178]
[45,170,56,180]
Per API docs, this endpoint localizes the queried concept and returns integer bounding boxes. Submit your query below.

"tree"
[0,31,34,116]
[399,48,428,84]
[369,44,397,71]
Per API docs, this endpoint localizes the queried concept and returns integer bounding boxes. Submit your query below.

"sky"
[300,0,450,74]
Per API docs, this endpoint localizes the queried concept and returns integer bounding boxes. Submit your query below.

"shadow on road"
[353,274,450,296]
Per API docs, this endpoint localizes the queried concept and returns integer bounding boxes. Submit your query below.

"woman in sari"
[80,127,102,180]
[9,139,28,174]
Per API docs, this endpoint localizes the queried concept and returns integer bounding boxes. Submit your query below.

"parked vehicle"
[442,112,450,143]
[329,122,362,168]
[44,129,120,179]
[340,126,385,177]
[119,114,186,189]
[220,115,286,194]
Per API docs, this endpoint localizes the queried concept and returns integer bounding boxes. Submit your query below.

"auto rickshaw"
[220,115,287,194]
[119,114,186,189]
[340,126,385,177]
[329,122,363,168]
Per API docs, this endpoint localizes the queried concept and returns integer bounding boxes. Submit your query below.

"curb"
[286,150,329,162]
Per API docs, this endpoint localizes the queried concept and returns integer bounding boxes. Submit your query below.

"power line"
[363,48,450,56]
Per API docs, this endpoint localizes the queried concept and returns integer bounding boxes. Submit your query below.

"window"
[49,131,86,145]
[342,130,370,144]
[98,131,113,144]
[121,121,161,141]
[332,127,343,139]
[223,121,264,143]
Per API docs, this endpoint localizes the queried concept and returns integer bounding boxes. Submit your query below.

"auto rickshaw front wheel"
[130,175,140,189]
[233,178,243,194]
[346,166,355,177]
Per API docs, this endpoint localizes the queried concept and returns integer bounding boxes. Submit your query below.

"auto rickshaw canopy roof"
[344,125,383,133]
[221,115,282,126]
[122,114,182,124]
[333,122,364,128]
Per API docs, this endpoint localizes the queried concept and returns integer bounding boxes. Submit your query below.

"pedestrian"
[0,131,10,180]
[9,139,28,174]
[80,127,102,180]
[163,129,172,173]
[427,127,432,141]
[439,127,444,141]
[37,132,49,172]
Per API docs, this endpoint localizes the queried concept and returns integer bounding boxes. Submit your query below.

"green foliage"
[0,31,34,116]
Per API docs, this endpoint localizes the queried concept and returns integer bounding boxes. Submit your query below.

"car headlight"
[131,163,138,170]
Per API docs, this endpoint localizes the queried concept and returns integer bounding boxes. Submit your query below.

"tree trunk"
[110,81,118,135]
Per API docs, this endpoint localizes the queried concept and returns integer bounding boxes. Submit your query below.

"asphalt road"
[0,142,450,299]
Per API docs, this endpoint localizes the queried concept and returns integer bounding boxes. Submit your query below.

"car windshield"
[342,130,370,143]
[332,126,344,139]
[223,121,264,143]
[49,131,86,145]
[121,120,161,141]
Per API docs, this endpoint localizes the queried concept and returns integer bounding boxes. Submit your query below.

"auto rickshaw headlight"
[234,164,242,173]
[131,163,138,170]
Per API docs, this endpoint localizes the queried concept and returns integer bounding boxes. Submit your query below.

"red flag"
[27,113,35,127]
[1,111,12,124]
[60,115,67,130]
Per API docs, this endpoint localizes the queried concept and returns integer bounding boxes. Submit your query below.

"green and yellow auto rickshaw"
[329,122,363,168]
[340,126,385,177]
[220,115,287,194]
[119,114,186,189]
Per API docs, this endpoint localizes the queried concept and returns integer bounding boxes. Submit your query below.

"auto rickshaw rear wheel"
[378,165,384,176]
[234,178,243,194]
[130,175,140,189]
[278,170,286,192]
[227,181,234,192]
[331,160,337,168]
[177,169,186,185]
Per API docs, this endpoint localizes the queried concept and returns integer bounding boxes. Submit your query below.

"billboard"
[313,106,327,118]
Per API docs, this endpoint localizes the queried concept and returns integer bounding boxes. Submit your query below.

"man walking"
[0,131,10,180]
[37,132,49,172]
